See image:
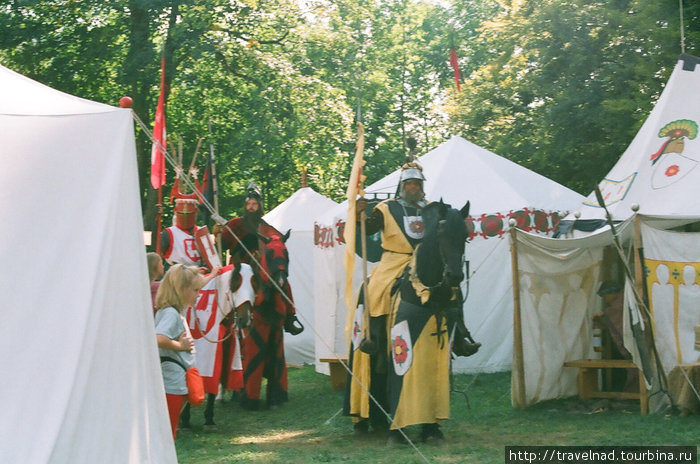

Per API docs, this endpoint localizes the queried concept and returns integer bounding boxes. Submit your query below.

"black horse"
[386,199,478,444]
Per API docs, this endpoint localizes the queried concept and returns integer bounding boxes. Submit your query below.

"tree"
[443,0,698,194]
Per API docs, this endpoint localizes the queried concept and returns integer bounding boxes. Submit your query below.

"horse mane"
[413,200,468,296]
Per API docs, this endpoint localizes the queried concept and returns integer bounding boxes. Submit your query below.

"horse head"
[417,199,469,289]
[257,230,291,289]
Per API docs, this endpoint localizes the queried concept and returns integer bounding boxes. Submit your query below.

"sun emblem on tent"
[392,335,409,365]
[508,209,532,232]
[533,210,550,233]
[335,219,346,245]
[479,212,505,239]
[650,119,698,165]
[665,164,680,177]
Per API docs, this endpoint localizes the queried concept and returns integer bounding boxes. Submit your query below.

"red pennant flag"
[150,56,167,189]
[449,48,461,92]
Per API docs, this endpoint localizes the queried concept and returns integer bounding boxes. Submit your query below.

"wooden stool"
[564,359,648,414]
[320,356,349,391]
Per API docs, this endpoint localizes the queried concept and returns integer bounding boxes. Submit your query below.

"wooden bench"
[563,359,648,415]
[319,356,349,391]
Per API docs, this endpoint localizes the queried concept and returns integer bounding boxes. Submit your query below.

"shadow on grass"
[175,366,700,464]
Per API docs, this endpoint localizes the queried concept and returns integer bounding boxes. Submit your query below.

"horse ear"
[438,198,448,216]
[257,233,271,244]
[282,229,291,243]
[460,201,470,219]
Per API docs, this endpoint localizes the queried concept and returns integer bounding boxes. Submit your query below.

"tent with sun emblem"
[312,135,585,375]
[509,54,700,413]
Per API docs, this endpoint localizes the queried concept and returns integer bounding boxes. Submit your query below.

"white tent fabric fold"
[510,222,634,406]
[263,187,339,365]
[0,65,176,463]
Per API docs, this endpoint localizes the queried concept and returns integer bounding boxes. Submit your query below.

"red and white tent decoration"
[263,187,339,365]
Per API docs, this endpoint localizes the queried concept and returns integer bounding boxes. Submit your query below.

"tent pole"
[633,214,645,303]
[509,227,526,408]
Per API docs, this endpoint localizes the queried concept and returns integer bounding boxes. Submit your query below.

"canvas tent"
[0,65,176,462]
[263,186,339,365]
[510,54,700,411]
[313,135,585,374]
[565,54,700,226]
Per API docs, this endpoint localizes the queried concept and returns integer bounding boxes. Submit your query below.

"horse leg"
[179,402,191,429]
[240,319,268,410]
[203,393,217,429]
[368,315,389,432]
[266,325,289,408]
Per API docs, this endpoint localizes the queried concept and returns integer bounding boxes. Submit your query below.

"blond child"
[155,264,215,440]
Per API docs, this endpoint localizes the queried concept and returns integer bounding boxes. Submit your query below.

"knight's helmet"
[244,181,264,214]
[173,195,199,230]
[397,162,426,200]
[170,175,202,230]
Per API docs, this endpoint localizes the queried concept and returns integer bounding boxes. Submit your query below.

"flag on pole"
[449,48,461,92]
[150,56,167,189]
[343,120,366,316]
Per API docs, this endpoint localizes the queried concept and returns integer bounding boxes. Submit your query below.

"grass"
[175,366,699,463]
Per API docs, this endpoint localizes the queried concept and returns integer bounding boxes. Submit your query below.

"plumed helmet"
[244,181,264,210]
[399,162,426,183]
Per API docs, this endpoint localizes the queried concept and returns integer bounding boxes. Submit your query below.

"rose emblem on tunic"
[409,220,424,234]
[393,335,409,365]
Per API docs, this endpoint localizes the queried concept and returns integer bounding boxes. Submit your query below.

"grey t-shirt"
[155,306,194,395]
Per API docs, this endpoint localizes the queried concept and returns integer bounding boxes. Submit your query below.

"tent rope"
[132,110,432,463]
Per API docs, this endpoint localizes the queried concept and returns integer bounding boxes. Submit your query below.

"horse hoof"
[420,424,445,443]
[353,420,370,436]
[386,430,408,446]
[203,423,218,432]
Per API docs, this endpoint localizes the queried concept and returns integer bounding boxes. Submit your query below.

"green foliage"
[444,0,697,194]
[1,0,699,216]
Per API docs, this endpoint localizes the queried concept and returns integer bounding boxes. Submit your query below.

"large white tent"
[511,54,700,411]
[569,54,700,225]
[263,186,339,365]
[0,65,176,462]
[313,135,585,374]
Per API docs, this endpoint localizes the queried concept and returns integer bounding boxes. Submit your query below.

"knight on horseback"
[345,162,429,436]
[345,162,480,444]
[214,182,303,410]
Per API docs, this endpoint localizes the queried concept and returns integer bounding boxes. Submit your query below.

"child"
[154,264,207,440]
[147,252,165,315]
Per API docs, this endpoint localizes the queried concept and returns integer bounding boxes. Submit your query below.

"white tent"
[0,65,176,462]
[571,54,700,225]
[263,187,339,365]
[511,54,700,410]
[313,135,585,374]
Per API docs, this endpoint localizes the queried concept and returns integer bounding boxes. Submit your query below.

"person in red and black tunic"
[215,182,303,409]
